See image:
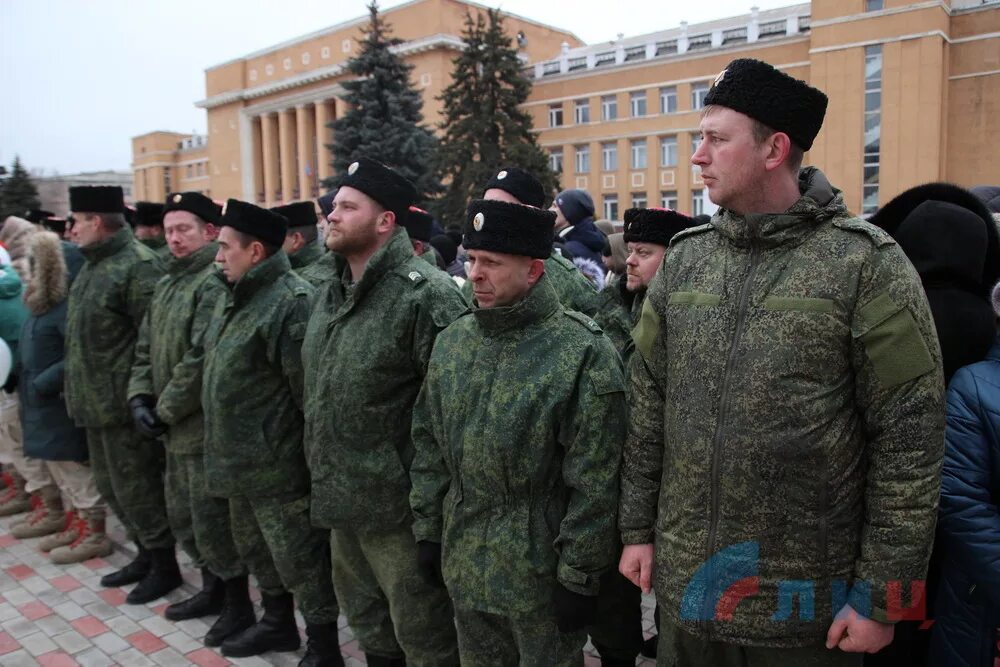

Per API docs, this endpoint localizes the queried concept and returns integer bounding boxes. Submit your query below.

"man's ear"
[526,258,546,286]
[377,210,396,234]
[763,132,793,173]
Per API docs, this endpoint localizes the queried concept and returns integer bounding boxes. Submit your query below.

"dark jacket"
[559,216,605,266]
[18,234,88,461]
[929,340,1000,666]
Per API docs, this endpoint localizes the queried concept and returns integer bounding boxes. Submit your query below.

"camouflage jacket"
[202,251,314,497]
[620,168,945,646]
[140,236,172,262]
[410,275,627,615]
[65,228,164,427]
[289,242,333,288]
[303,226,467,531]
[128,243,224,454]
[593,275,639,363]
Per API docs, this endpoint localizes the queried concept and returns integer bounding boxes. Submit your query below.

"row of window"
[600,190,706,220]
[184,162,209,179]
[548,83,710,127]
[548,134,701,173]
[247,40,353,82]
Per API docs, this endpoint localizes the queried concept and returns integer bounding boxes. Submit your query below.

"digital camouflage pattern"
[289,241,334,288]
[302,226,467,531]
[202,251,314,498]
[409,275,627,616]
[620,167,945,647]
[592,275,643,365]
[128,242,224,454]
[454,606,586,667]
[459,251,601,315]
[140,236,172,262]
[65,227,164,427]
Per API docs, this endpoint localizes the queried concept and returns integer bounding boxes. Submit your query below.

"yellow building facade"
[132,0,999,218]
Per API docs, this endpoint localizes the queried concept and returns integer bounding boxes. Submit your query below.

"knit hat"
[220,199,287,247]
[463,199,555,259]
[164,192,222,225]
[69,186,125,214]
[704,58,828,151]
[554,189,595,225]
[271,202,317,229]
[337,157,416,223]
[971,185,1000,214]
[622,208,695,247]
[317,190,337,218]
[483,167,545,208]
[134,202,164,228]
[402,206,434,243]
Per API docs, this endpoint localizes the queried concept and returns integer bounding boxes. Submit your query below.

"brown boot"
[50,508,113,564]
[11,485,65,539]
[38,508,79,552]
[0,472,32,517]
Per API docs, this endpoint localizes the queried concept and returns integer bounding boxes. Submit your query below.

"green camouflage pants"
[164,452,244,580]
[658,618,864,667]
[229,493,338,624]
[86,426,172,549]
[586,551,643,662]
[454,605,585,667]
[330,526,459,665]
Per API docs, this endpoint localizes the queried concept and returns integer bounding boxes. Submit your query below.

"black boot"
[221,592,300,657]
[298,622,345,667]
[164,568,223,620]
[204,575,255,647]
[364,655,406,667]
[100,542,150,587]
[126,547,182,604]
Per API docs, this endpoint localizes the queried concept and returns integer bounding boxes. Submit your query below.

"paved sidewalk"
[0,512,656,666]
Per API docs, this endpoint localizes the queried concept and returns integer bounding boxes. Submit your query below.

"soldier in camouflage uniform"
[63,186,177,601]
[133,202,172,261]
[127,192,252,638]
[272,201,333,288]
[409,198,627,666]
[202,200,341,667]
[618,59,945,666]
[303,158,464,667]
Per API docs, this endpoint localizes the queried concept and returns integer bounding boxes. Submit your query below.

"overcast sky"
[0,0,794,175]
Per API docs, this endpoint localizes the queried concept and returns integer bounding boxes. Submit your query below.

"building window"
[342,39,352,53]
[660,86,677,114]
[604,195,619,220]
[575,145,590,173]
[692,191,705,216]
[631,193,648,208]
[758,20,787,38]
[549,148,564,174]
[691,83,710,110]
[866,0,883,10]
[283,58,292,70]
[630,91,647,117]
[660,136,678,167]
[863,44,883,216]
[602,142,618,171]
[302,53,311,65]
[595,51,616,67]
[265,64,274,76]
[249,69,257,81]
[631,139,647,169]
[321,46,331,59]
[655,40,677,56]
[688,34,712,51]
[549,104,564,127]
[602,95,618,121]
[624,45,646,62]
[661,191,678,209]
[574,100,590,124]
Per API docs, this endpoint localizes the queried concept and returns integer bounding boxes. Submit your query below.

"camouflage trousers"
[86,426,172,549]
[229,493,338,624]
[658,618,864,667]
[329,526,459,665]
[586,551,643,662]
[454,605,585,667]
[164,452,244,581]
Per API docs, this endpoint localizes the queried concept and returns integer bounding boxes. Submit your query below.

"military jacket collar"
[166,242,216,276]
[332,226,413,302]
[472,273,561,336]
[79,227,132,264]
[229,250,291,307]
[289,241,324,269]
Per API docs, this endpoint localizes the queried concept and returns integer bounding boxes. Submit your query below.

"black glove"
[129,395,167,438]
[552,583,598,633]
[416,541,445,589]
[2,372,17,394]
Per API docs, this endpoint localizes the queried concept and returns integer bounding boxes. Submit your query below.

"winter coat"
[18,233,87,461]
[64,227,164,428]
[0,265,26,359]
[559,216,605,266]
[409,275,627,615]
[620,167,945,647]
[128,243,225,454]
[928,340,1000,666]
[289,241,333,288]
[593,277,642,366]
[202,251,314,498]
[140,235,172,262]
[302,226,467,532]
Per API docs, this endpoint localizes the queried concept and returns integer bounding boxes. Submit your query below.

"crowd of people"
[0,56,998,667]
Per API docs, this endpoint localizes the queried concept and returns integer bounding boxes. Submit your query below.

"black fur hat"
[23,209,54,224]
[704,58,828,151]
[271,202,317,229]
[483,166,545,208]
[134,202,165,227]
[622,208,695,247]
[403,206,434,243]
[69,186,125,214]
[463,199,555,259]
[164,192,222,225]
[337,157,417,223]
[220,199,287,247]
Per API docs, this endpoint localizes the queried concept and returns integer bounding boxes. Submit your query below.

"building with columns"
[133,0,999,218]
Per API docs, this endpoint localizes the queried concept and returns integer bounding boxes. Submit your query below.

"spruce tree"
[433,9,559,227]
[0,157,40,220]
[326,2,440,200]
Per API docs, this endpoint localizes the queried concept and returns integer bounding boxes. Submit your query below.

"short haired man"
[127,192,253,640]
[303,157,464,666]
[482,167,601,315]
[272,201,332,288]
[410,198,626,666]
[133,201,171,260]
[619,58,945,665]
[202,201,341,665]
[63,186,177,600]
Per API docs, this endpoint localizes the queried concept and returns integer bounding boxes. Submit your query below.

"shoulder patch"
[832,217,895,248]
[564,310,604,335]
[669,222,714,247]
[407,270,425,284]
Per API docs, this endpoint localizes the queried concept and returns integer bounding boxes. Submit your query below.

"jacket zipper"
[701,241,761,631]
